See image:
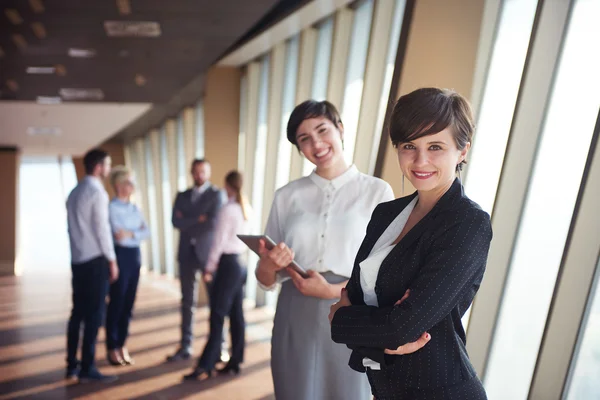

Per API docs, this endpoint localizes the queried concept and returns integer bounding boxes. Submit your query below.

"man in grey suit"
[167,159,225,361]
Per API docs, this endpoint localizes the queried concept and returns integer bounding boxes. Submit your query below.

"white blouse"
[205,201,249,274]
[359,196,418,369]
[261,165,394,289]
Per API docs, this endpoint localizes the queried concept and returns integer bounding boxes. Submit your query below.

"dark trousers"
[66,256,109,373]
[197,254,246,369]
[106,246,141,350]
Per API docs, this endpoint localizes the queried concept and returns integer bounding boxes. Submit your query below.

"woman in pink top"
[184,171,250,380]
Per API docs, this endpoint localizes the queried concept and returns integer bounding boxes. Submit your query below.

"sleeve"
[172,192,199,231]
[380,182,395,203]
[132,205,151,241]
[92,191,116,262]
[256,192,286,291]
[205,205,234,273]
[332,208,492,349]
[203,189,226,231]
[108,202,122,234]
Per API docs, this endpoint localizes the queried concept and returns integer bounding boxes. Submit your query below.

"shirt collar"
[84,175,104,189]
[193,181,211,194]
[309,165,359,191]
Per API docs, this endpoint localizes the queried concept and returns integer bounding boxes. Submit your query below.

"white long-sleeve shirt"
[66,175,116,264]
[205,200,248,273]
[261,165,394,289]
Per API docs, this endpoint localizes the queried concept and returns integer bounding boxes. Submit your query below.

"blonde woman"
[184,171,250,380]
[106,166,150,366]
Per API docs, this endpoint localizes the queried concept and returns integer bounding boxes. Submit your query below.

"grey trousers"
[179,261,208,352]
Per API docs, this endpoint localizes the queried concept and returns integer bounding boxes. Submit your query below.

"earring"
[402,174,405,195]
[457,164,462,181]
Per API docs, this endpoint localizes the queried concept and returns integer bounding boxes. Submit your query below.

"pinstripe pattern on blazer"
[331,178,492,393]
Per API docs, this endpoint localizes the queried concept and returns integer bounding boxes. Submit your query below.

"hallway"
[0,271,275,400]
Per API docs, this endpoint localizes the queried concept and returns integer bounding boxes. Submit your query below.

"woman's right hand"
[257,239,294,273]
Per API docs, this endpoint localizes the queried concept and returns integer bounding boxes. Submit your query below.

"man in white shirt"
[66,149,119,383]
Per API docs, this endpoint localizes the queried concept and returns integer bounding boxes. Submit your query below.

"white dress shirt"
[191,181,211,203]
[66,175,116,264]
[359,196,418,370]
[262,165,394,289]
[205,200,249,273]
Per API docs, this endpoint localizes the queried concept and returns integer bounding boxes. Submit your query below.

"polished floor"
[0,270,275,400]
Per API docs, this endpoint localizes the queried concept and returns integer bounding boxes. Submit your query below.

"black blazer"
[331,178,492,389]
[172,184,224,267]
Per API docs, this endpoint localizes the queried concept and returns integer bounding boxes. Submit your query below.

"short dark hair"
[286,100,342,147]
[389,88,474,170]
[83,149,109,175]
[190,158,209,169]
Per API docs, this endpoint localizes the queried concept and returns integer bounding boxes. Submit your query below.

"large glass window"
[145,137,161,273]
[176,114,187,192]
[464,0,538,214]
[484,0,600,397]
[303,17,334,176]
[18,156,76,274]
[340,0,374,164]
[370,0,407,174]
[160,128,175,277]
[461,0,539,330]
[566,257,600,399]
[275,36,299,190]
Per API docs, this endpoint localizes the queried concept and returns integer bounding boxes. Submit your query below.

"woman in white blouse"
[184,171,250,380]
[255,100,394,400]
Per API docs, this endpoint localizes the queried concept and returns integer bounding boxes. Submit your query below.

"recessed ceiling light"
[29,0,45,13]
[27,66,55,74]
[104,21,161,37]
[7,80,19,92]
[36,96,62,105]
[68,48,96,58]
[27,126,62,136]
[55,64,67,76]
[135,74,146,86]
[31,22,47,39]
[5,9,23,25]
[12,34,28,50]
[116,0,131,15]
[60,88,104,101]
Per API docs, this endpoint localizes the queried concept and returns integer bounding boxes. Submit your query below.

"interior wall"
[203,66,242,187]
[380,0,486,195]
[0,148,19,276]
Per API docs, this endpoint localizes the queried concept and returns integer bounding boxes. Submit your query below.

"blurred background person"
[168,159,225,362]
[184,170,250,380]
[105,166,150,366]
[65,149,118,383]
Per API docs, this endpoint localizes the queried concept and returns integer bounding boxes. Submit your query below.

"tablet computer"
[237,234,308,278]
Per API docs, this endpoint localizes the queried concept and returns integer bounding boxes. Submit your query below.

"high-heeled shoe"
[183,367,214,381]
[120,348,135,365]
[106,354,126,366]
[216,363,240,376]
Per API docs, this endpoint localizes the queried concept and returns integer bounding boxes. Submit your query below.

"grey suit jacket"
[172,184,224,269]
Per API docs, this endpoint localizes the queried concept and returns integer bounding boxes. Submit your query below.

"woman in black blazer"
[329,88,492,399]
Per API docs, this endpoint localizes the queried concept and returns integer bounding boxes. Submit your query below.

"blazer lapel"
[355,193,417,265]
[376,178,463,284]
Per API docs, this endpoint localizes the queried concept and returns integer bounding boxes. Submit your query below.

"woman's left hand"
[329,288,351,324]
[287,268,333,299]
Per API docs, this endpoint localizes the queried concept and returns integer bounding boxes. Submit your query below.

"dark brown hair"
[225,170,249,221]
[286,100,342,148]
[83,148,109,175]
[389,88,474,170]
[190,158,209,170]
